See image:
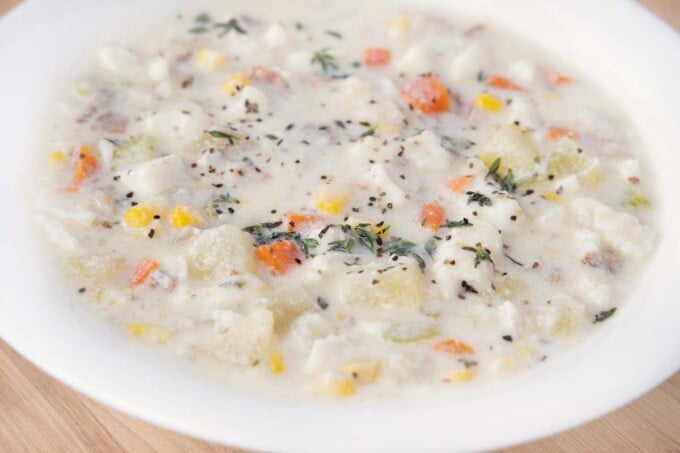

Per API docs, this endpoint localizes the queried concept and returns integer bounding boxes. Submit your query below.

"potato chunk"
[65,255,124,290]
[265,285,316,333]
[479,124,538,180]
[188,224,256,280]
[212,308,274,366]
[339,261,424,309]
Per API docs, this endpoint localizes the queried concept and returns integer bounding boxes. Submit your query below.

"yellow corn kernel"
[270,351,284,374]
[475,93,504,112]
[541,193,563,204]
[124,205,154,228]
[543,92,562,102]
[374,123,399,136]
[47,151,65,165]
[343,361,380,384]
[222,72,251,95]
[126,324,170,345]
[324,379,356,397]
[170,205,204,229]
[386,15,410,39]
[447,368,477,382]
[514,345,537,357]
[315,186,349,215]
[490,356,514,373]
[196,49,227,71]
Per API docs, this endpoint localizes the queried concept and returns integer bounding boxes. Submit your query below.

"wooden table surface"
[1,0,678,451]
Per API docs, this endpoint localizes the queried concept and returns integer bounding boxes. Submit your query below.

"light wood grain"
[1,0,678,451]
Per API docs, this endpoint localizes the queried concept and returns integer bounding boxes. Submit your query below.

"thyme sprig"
[486,158,517,193]
[311,48,338,74]
[466,191,492,207]
[462,244,494,268]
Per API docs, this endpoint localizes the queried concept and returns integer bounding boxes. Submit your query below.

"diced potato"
[120,154,188,200]
[113,135,155,169]
[570,197,655,258]
[385,15,410,40]
[383,321,439,343]
[265,285,316,333]
[212,307,274,366]
[126,323,170,344]
[546,138,601,186]
[340,262,425,310]
[479,124,539,180]
[343,361,380,384]
[188,224,256,280]
[65,255,124,293]
[533,302,585,336]
[493,274,528,299]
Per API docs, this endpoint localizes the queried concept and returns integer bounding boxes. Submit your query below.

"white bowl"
[0,0,678,451]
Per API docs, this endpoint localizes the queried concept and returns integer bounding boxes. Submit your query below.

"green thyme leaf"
[329,238,355,253]
[214,18,247,36]
[462,244,494,268]
[311,48,338,74]
[466,191,492,207]
[440,218,473,228]
[594,307,617,324]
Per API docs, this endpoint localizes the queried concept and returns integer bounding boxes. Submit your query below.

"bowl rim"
[0,0,679,452]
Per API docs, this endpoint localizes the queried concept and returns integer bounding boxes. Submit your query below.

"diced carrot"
[486,75,525,92]
[546,72,572,86]
[421,203,445,232]
[255,240,299,275]
[250,66,289,89]
[545,127,579,141]
[132,258,159,287]
[433,339,475,355]
[447,175,475,193]
[401,75,450,114]
[363,48,391,67]
[287,213,323,232]
[71,145,99,187]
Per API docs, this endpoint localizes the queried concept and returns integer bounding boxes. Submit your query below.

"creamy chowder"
[35,1,656,398]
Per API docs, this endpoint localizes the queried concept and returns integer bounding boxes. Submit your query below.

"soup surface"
[35,1,656,397]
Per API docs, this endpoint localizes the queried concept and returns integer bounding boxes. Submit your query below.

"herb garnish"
[311,49,338,74]
[440,218,473,228]
[425,237,440,257]
[462,244,494,268]
[242,221,319,258]
[189,15,247,36]
[214,18,247,36]
[466,191,492,207]
[207,130,240,145]
[329,237,355,253]
[593,307,617,324]
[360,125,377,138]
[324,30,343,39]
[441,136,475,154]
[486,158,517,193]
[382,239,425,271]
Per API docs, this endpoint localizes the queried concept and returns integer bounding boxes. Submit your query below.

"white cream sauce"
[35,1,656,398]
